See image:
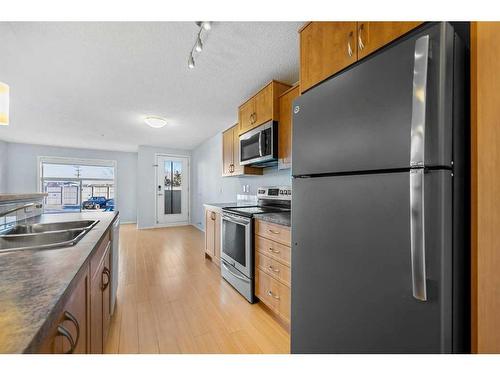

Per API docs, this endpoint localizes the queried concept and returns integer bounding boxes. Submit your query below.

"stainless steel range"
[221,186,291,303]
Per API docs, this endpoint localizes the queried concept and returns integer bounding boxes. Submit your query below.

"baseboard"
[120,221,136,225]
[191,223,204,232]
[137,222,190,230]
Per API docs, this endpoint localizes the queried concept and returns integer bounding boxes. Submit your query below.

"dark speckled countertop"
[254,211,291,227]
[0,211,118,353]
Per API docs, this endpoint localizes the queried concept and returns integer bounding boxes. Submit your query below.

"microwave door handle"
[258,131,263,157]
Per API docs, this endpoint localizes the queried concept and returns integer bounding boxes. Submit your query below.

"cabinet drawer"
[255,220,291,246]
[255,250,291,287]
[255,235,291,266]
[90,233,110,280]
[255,268,279,311]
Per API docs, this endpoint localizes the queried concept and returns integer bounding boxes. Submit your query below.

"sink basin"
[0,220,99,253]
[2,220,98,235]
[0,230,87,253]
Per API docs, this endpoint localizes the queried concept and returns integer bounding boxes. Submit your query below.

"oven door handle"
[222,214,250,226]
[221,260,249,282]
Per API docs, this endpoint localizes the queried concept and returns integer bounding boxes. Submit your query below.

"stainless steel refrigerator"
[291,22,468,353]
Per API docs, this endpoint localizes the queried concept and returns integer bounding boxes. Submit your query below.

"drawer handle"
[267,290,280,300]
[57,324,76,354]
[101,267,111,291]
[268,229,280,235]
[268,247,280,254]
[269,265,280,273]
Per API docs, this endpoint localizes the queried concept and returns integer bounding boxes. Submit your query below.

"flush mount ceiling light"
[0,82,9,126]
[144,116,167,128]
[188,22,212,69]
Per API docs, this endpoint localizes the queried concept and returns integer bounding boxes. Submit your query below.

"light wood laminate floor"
[105,224,290,354]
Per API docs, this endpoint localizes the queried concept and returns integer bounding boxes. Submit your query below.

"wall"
[136,145,191,229]
[0,140,7,193]
[190,132,291,230]
[5,142,138,223]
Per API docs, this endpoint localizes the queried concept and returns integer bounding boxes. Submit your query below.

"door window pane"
[163,160,182,215]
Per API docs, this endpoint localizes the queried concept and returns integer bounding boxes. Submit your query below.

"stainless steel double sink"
[0,220,99,253]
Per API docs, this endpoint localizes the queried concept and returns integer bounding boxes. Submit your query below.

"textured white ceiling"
[0,22,302,152]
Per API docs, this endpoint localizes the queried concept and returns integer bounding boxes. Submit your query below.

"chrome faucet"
[0,202,43,218]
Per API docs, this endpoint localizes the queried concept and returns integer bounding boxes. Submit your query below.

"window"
[38,157,116,214]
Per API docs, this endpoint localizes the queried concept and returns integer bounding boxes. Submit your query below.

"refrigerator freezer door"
[292,23,455,176]
[291,170,453,353]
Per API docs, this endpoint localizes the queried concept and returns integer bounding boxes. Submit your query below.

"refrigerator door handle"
[410,35,430,168]
[410,168,427,301]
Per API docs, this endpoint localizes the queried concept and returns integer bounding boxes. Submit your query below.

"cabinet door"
[357,21,422,59]
[205,210,215,257]
[254,83,273,127]
[255,268,279,311]
[222,127,234,176]
[214,211,221,261]
[38,268,89,354]
[59,269,89,354]
[300,22,358,93]
[238,98,255,135]
[90,260,104,353]
[278,85,300,169]
[231,125,243,175]
[102,248,111,345]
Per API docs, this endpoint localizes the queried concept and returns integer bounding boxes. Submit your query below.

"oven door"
[221,213,252,278]
[240,121,276,166]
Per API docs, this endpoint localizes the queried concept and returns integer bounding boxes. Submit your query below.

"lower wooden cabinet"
[37,230,112,354]
[38,267,90,354]
[254,219,291,325]
[205,208,221,263]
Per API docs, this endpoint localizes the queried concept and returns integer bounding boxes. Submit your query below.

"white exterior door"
[156,155,189,225]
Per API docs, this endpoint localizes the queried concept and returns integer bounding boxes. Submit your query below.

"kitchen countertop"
[0,193,48,203]
[203,201,255,213]
[254,211,291,227]
[0,211,118,353]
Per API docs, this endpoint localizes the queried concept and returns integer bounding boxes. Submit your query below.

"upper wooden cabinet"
[357,22,423,59]
[278,84,300,169]
[222,124,262,176]
[299,21,422,93]
[300,22,358,93]
[238,80,291,135]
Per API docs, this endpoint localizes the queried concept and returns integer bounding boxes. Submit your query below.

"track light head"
[188,54,195,69]
[195,37,203,52]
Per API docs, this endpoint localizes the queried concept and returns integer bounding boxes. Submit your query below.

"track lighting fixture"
[188,54,195,69]
[188,22,212,69]
[195,37,203,52]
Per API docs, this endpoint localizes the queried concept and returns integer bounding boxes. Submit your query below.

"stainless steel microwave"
[239,120,278,167]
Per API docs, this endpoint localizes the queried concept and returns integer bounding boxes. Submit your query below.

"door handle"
[221,261,249,282]
[347,31,354,57]
[410,168,427,301]
[358,23,366,50]
[410,35,430,168]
